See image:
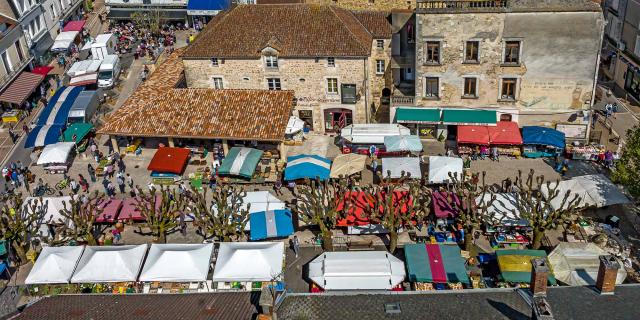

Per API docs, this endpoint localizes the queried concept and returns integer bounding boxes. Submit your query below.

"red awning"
[336,191,412,227]
[0,72,45,105]
[488,121,523,145]
[63,20,86,32]
[457,125,490,145]
[147,147,191,174]
[31,66,54,76]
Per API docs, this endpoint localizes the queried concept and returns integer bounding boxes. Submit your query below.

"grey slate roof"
[546,284,640,320]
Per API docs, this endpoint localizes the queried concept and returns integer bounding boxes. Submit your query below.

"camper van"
[91,34,116,60]
[98,55,121,88]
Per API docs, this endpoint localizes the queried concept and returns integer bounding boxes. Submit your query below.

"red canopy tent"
[95,198,124,223]
[457,125,490,145]
[31,66,54,76]
[335,191,413,227]
[63,20,86,32]
[488,121,523,145]
[432,191,462,219]
[147,147,191,174]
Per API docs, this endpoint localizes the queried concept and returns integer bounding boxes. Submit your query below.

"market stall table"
[566,144,605,161]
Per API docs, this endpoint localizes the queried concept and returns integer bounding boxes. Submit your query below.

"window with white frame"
[376,39,384,49]
[211,58,219,66]
[327,57,335,67]
[376,60,385,74]
[424,77,439,98]
[50,4,57,20]
[500,78,518,101]
[265,56,278,68]
[212,77,224,89]
[327,78,339,94]
[267,78,281,90]
[503,41,521,65]
[463,77,478,98]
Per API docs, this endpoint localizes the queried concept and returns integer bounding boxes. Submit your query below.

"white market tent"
[548,242,627,286]
[341,124,410,144]
[285,116,305,135]
[51,31,79,51]
[541,174,630,210]
[381,157,421,179]
[477,193,529,227]
[212,242,284,282]
[308,251,406,290]
[37,142,75,165]
[138,243,214,282]
[25,246,84,284]
[428,156,463,184]
[70,245,148,283]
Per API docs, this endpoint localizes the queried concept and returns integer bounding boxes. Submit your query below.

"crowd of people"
[108,22,177,61]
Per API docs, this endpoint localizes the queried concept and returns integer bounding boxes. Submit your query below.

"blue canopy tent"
[37,86,84,126]
[24,124,65,148]
[284,154,331,181]
[249,209,294,241]
[521,126,565,158]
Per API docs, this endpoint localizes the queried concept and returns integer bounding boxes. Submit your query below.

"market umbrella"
[330,153,367,178]
[384,135,423,152]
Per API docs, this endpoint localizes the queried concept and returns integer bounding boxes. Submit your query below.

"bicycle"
[32,184,55,197]
[55,177,70,190]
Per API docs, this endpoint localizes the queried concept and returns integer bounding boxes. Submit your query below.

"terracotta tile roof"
[99,88,294,141]
[352,10,392,39]
[183,4,390,58]
[15,292,260,320]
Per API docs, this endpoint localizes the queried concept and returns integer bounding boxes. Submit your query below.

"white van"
[91,33,116,60]
[97,55,121,88]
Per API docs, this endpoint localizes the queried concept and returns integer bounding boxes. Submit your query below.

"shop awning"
[442,109,497,125]
[284,154,331,181]
[384,135,423,152]
[63,20,86,32]
[381,157,421,179]
[37,86,84,126]
[395,107,440,124]
[405,243,470,285]
[457,125,490,145]
[62,123,93,143]
[24,124,64,148]
[330,153,367,178]
[218,147,264,178]
[522,126,565,149]
[249,209,294,241]
[31,66,54,76]
[488,121,523,145]
[0,72,45,105]
[147,147,191,174]
[187,0,229,15]
[428,156,463,184]
[496,249,556,284]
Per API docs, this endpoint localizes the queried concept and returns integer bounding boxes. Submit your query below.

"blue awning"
[284,154,331,181]
[522,126,565,149]
[249,209,294,241]
[37,86,84,126]
[24,125,65,148]
[187,0,229,15]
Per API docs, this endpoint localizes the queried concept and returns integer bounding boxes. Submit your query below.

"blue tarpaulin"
[522,126,565,149]
[37,86,84,126]
[24,124,65,148]
[187,0,229,12]
[249,209,294,241]
[284,154,331,181]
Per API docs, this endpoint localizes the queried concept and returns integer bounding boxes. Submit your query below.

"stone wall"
[305,0,414,11]
[415,11,604,125]
[183,57,370,132]
[368,39,394,113]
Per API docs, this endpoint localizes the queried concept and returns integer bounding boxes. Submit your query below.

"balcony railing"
[0,57,34,92]
[417,0,509,12]
[392,96,416,106]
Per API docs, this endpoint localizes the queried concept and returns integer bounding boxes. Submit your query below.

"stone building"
[304,0,414,11]
[392,0,604,140]
[182,4,392,133]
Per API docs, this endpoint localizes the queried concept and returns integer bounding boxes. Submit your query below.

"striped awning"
[0,72,45,105]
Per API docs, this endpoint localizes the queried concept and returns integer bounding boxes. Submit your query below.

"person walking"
[371,155,378,174]
[274,178,283,196]
[87,164,96,183]
[107,181,116,198]
[117,175,126,194]
[126,174,134,190]
[292,235,300,258]
[17,172,25,191]
[69,179,79,194]
[106,163,114,179]
[78,174,89,193]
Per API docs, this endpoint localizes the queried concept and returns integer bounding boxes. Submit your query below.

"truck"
[68,90,101,125]
[91,33,116,60]
[97,55,121,88]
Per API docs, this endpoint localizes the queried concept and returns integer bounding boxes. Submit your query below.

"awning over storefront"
[405,243,470,285]
[496,250,556,284]
[187,0,229,15]
[442,109,497,125]
[457,125,490,145]
[147,147,191,174]
[63,20,86,32]
[395,107,440,124]
[249,209,294,241]
[0,72,45,105]
[522,126,565,149]
[25,124,65,148]
[218,147,263,178]
[284,154,331,181]
[31,66,54,76]
[62,123,94,142]
[488,121,523,145]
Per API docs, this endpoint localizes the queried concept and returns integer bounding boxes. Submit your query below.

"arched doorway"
[381,88,391,105]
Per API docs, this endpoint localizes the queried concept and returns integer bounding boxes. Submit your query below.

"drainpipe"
[364,58,370,124]
[587,15,606,143]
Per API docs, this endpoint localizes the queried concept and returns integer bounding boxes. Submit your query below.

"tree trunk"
[85,234,97,246]
[464,228,474,252]
[157,232,167,244]
[12,242,28,265]
[532,229,545,250]
[318,222,333,251]
[388,229,398,253]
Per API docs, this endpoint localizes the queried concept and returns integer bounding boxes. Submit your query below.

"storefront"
[297,109,313,131]
[186,0,228,29]
[323,108,352,132]
[394,107,440,139]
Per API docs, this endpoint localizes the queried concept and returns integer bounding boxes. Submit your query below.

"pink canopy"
[95,198,123,223]
[119,195,161,222]
[432,191,462,219]
[63,20,86,32]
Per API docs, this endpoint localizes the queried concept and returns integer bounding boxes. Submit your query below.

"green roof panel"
[396,108,441,123]
[442,109,497,125]
[62,123,94,142]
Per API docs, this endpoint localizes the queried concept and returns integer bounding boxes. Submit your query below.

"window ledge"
[462,61,480,65]
[498,98,517,103]
[376,72,385,76]
[422,96,440,101]
[461,95,479,100]
[423,62,441,66]
[500,63,521,67]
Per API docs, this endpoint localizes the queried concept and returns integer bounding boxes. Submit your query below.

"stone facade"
[183,56,375,133]
[414,11,605,127]
[368,39,393,111]
[305,0,414,11]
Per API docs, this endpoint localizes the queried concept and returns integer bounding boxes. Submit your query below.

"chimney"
[531,296,554,320]
[530,258,549,296]
[596,255,620,295]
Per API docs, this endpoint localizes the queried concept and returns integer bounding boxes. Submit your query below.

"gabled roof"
[183,4,392,58]
[352,10,392,39]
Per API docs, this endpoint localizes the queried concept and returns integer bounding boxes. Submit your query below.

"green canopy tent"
[405,243,471,285]
[62,123,94,143]
[218,147,264,179]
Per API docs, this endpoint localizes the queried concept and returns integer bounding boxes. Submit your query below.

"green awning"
[62,123,94,142]
[442,109,497,125]
[218,147,264,179]
[396,107,441,124]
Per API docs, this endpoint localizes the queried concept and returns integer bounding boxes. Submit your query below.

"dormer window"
[265,56,278,69]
